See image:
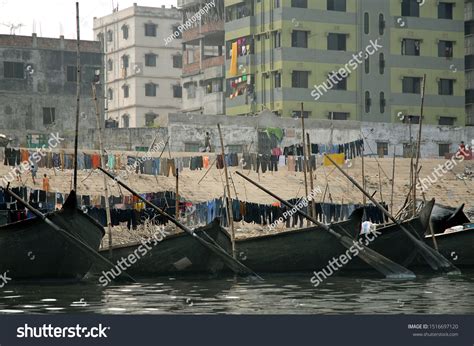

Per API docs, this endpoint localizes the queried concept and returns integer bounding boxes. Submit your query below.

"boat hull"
[0,191,105,281]
[97,220,230,276]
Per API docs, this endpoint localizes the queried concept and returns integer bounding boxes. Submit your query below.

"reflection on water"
[1,271,473,314]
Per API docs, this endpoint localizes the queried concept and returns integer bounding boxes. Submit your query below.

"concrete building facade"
[465,0,474,126]
[224,0,466,131]
[0,33,103,146]
[179,0,226,115]
[93,4,183,128]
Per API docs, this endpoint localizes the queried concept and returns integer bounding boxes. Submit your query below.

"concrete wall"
[3,110,472,158]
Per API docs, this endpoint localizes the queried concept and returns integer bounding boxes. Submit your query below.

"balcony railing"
[183,56,225,75]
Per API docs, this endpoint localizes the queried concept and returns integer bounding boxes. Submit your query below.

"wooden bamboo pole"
[73,2,81,192]
[92,84,113,258]
[390,146,396,215]
[300,103,310,223]
[217,123,235,258]
[306,133,316,221]
[413,74,426,217]
[175,168,179,219]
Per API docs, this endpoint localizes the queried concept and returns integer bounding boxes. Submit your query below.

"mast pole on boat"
[92,84,114,258]
[175,168,179,219]
[361,134,366,205]
[390,146,396,215]
[73,2,81,192]
[217,123,236,259]
[413,74,427,217]
[300,103,310,222]
[306,133,316,221]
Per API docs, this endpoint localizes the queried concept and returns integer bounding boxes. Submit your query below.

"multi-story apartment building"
[224,0,465,127]
[466,0,474,126]
[93,4,183,128]
[0,34,103,145]
[179,0,226,115]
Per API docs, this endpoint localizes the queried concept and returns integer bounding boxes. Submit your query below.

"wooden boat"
[0,191,105,280]
[430,203,470,234]
[231,201,434,273]
[423,227,474,267]
[97,219,230,276]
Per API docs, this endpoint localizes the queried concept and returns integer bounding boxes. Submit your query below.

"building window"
[379,14,385,35]
[172,25,182,39]
[380,92,386,113]
[377,142,389,156]
[107,30,113,42]
[291,0,307,8]
[145,83,157,97]
[438,79,454,95]
[122,25,129,39]
[365,56,370,74]
[43,107,55,125]
[438,143,451,157]
[364,13,369,34]
[122,114,130,128]
[327,0,346,11]
[145,113,157,127]
[401,0,419,17]
[3,61,24,79]
[107,59,113,71]
[186,83,197,99]
[330,112,349,120]
[379,53,385,74]
[438,117,455,126]
[402,77,422,94]
[145,23,157,37]
[274,31,281,48]
[122,55,129,69]
[173,85,182,98]
[274,72,281,88]
[403,115,420,124]
[365,91,371,113]
[438,40,453,58]
[327,33,346,51]
[292,30,308,48]
[329,72,347,90]
[145,53,157,67]
[66,65,77,82]
[292,71,309,88]
[401,39,420,56]
[173,55,182,68]
[108,88,113,100]
[123,85,129,98]
[274,0,280,8]
[438,2,453,20]
[292,111,311,118]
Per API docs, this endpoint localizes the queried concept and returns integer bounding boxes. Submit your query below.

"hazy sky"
[0,0,177,40]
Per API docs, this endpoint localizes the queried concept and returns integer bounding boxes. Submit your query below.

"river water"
[1,270,473,314]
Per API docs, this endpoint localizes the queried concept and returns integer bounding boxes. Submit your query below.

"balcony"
[182,20,225,44]
[182,55,225,76]
[466,70,474,90]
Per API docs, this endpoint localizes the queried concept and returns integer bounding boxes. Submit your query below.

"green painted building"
[224,0,465,126]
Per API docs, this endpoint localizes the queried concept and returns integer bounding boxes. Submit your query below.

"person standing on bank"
[31,163,38,185]
[42,174,50,192]
[204,132,212,152]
